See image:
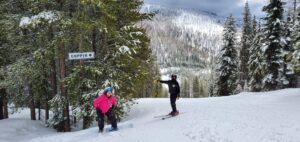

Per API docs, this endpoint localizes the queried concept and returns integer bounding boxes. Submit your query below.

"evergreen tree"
[261,0,286,91]
[216,15,238,96]
[199,80,206,97]
[192,76,200,98]
[239,1,252,89]
[282,12,297,88]
[292,5,300,79]
[248,20,264,92]
[181,78,189,98]
[251,16,258,41]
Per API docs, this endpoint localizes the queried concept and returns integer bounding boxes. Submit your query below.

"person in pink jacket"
[93,87,118,132]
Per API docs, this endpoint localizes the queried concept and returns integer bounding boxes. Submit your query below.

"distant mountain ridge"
[140,4,225,77]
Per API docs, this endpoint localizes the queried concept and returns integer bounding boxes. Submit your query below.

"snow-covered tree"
[251,16,258,41]
[248,20,264,92]
[261,0,286,91]
[292,5,300,79]
[239,1,253,89]
[282,12,297,88]
[216,15,238,96]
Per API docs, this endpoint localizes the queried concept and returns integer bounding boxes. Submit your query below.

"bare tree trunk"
[38,101,41,120]
[40,62,47,122]
[0,89,9,119]
[45,101,49,123]
[23,78,35,120]
[45,25,57,123]
[30,97,36,120]
[44,74,50,123]
[3,100,8,118]
[0,91,3,120]
[92,28,97,55]
[2,92,8,119]
[56,0,70,132]
[59,42,70,132]
[28,86,36,120]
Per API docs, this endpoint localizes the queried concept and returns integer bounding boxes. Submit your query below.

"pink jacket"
[93,93,117,113]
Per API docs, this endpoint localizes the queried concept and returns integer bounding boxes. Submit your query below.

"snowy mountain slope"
[1,88,300,142]
[140,5,224,78]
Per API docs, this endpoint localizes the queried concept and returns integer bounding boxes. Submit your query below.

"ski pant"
[96,107,117,131]
[170,93,178,112]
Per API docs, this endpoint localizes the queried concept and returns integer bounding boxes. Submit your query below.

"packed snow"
[1,89,300,142]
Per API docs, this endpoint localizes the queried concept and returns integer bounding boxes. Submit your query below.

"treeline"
[0,0,162,131]
[180,76,208,98]
[212,0,300,96]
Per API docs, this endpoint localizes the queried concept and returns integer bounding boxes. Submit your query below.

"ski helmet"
[104,87,113,93]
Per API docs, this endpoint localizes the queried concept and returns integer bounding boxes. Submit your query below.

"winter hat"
[171,74,177,79]
[104,87,113,93]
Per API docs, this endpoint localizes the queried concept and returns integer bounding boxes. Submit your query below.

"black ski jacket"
[159,79,180,95]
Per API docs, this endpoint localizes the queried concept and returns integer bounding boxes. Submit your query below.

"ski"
[102,123,134,133]
[154,111,182,119]
[153,114,171,118]
[161,115,173,120]
[161,113,180,120]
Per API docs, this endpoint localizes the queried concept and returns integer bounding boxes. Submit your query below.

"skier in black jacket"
[158,74,180,116]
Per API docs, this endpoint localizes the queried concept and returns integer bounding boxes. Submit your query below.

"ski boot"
[108,127,118,132]
[169,110,179,116]
[171,110,179,116]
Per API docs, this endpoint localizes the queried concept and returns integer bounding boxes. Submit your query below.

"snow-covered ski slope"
[1,88,300,142]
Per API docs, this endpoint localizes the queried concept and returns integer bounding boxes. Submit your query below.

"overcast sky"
[143,0,270,18]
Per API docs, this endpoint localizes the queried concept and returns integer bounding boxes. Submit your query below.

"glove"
[176,96,180,100]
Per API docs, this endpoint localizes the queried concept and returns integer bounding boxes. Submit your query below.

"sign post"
[68,52,95,60]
